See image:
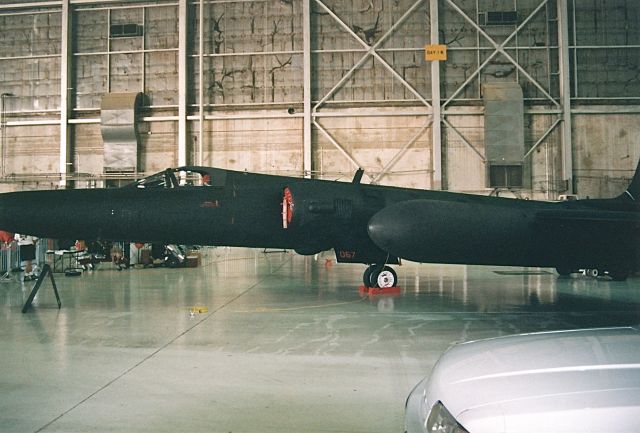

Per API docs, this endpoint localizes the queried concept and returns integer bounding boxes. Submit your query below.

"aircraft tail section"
[619,157,640,202]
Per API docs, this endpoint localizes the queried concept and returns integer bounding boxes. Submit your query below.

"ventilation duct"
[483,83,525,188]
[478,11,518,26]
[100,92,143,173]
[110,24,144,38]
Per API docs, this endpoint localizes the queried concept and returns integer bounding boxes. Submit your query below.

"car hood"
[426,327,640,432]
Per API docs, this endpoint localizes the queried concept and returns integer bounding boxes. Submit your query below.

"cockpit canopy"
[127,166,227,189]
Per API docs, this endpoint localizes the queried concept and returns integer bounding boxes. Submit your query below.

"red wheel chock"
[359,285,402,296]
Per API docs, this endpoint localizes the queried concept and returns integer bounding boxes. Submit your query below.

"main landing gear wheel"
[557,266,629,281]
[363,266,373,287]
[364,265,397,288]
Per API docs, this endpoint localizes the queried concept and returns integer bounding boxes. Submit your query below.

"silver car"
[405,327,640,433]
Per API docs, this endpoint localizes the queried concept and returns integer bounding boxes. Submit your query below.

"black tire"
[555,266,572,277]
[369,265,397,289]
[363,265,373,287]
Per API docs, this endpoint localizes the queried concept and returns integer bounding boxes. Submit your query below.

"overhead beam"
[0,0,177,9]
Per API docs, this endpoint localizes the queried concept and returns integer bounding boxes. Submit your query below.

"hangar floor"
[1,247,639,433]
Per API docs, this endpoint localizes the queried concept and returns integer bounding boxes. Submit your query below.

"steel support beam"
[523,118,562,160]
[0,1,60,10]
[313,120,372,181]
[198,0,204,166]
[313,0,429,110]
[444,0,554,108]
[141,8,146,93]
[371,121,432,184]
[0,94,10,177]
[557,0,573,193]
[442,118,485,161]
[310,0,430,181]
[430,0,442,190]
[303,0,312,178]
[0,1,179,10]
[178,0,188,167]
[440,0,569,181]
[59,0,71,188]
[106,10,111,92]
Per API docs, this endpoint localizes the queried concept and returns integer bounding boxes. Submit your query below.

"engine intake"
[281,185,353,230]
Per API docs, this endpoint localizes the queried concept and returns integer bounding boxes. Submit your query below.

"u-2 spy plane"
[0,157,639,285]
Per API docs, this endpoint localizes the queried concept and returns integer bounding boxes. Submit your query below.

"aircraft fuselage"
[0,166,638,278]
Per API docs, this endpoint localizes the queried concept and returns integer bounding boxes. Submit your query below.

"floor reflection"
[358,263,640,332]
[2,248,639,433]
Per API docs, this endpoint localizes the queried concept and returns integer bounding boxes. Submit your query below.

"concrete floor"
[1,248,639,433]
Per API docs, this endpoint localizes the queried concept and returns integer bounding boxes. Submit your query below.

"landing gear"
[586,268,599,278]
[363,266,373,287]
[363,264,397,288]
[557,264,630,281]
[584,268,631,281]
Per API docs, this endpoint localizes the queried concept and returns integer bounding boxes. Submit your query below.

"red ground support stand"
[359,285,402,296]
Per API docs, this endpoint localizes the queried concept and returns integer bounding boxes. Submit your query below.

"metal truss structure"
[0,0,639,192]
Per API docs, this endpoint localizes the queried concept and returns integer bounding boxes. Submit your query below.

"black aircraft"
[0,157,639,284]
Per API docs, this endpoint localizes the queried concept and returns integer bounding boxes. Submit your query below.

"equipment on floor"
[164,244,186,267]
[21,264,61,313]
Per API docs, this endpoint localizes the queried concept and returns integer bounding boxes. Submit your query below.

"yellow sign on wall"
[425,44,447,61]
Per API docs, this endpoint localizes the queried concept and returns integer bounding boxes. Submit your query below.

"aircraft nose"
[0,192,22,233]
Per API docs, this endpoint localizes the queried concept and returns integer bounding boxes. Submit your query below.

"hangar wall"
[0,0,638,199]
